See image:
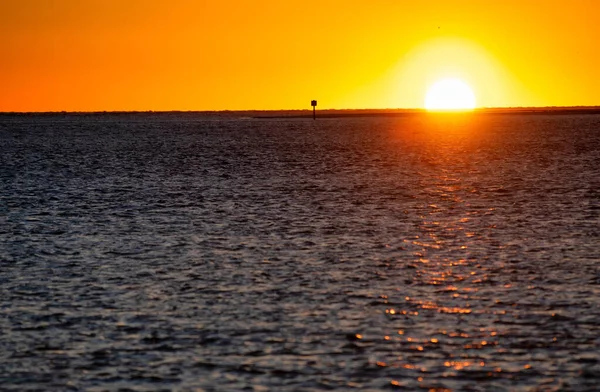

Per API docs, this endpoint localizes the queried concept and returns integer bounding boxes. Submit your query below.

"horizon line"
[2,105,600,116]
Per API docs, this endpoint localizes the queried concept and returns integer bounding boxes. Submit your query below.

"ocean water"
[0,112,599,391]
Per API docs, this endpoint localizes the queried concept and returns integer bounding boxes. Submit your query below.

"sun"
[424,78,476,110]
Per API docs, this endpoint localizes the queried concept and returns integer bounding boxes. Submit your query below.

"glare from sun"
[425,78,476,110]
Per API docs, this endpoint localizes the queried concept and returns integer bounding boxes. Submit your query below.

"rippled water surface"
[1,113,599,391]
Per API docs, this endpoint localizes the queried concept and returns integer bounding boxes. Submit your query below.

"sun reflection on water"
[366,115,523,388]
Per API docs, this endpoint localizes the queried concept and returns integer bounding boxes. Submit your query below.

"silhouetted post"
[311,100,317,120]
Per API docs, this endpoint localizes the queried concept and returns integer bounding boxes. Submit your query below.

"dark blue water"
[1,113,599,391]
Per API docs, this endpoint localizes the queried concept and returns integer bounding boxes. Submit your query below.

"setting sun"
[424,79,476,110]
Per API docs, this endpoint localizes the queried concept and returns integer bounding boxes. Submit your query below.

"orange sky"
[1,0,599,111]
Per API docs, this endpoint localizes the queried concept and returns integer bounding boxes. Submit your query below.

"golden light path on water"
[359,114,538,388]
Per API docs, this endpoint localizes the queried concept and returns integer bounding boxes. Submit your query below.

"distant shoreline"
[254,107,600,119]
[2,106,600,118]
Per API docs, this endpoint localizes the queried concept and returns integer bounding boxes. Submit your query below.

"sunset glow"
[1,1,599,111]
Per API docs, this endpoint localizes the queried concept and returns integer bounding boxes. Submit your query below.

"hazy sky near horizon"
[1,0,599,111]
